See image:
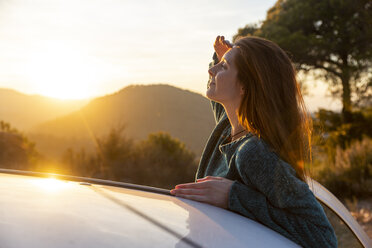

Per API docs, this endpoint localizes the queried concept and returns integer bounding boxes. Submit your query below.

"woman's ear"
[240,85,245,96]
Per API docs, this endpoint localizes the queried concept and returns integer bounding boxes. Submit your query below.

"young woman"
[170,36,337,247]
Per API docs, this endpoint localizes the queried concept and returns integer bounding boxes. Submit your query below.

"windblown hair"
[234,36,312,181]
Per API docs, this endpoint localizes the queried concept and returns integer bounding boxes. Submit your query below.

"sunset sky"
[0,0,340,111]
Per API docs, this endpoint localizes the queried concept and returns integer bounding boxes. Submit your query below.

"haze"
[0,0,340,111]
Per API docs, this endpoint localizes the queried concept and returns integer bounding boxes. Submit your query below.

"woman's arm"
[229,141,338,248]
[171,141,337,247]
[229,181,337,248]
[209,53,226,124]
[209,36,233,124]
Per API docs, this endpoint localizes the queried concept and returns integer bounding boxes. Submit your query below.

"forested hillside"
[30,84,215,158]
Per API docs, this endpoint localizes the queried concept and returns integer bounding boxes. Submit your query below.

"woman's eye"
[222,63,227,69]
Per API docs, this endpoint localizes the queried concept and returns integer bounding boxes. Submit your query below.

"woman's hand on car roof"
[170,176,234,209]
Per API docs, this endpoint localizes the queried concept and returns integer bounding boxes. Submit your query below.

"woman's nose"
[208,65,217,77]
[208,68,214,77]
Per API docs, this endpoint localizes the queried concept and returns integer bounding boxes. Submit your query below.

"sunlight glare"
[30,177,74,193]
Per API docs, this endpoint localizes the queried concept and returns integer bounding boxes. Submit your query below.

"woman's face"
[206,48,243,106]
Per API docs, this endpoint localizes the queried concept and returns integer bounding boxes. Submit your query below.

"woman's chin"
[206,88,215,100]
[206,84,216,99]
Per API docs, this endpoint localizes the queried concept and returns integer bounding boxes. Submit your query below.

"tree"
[61,129,197,188]
[232,23,258,41]
[134,132,197,189]
[234,0,372,122]
[94,126,134,180]
[0,120,39,170]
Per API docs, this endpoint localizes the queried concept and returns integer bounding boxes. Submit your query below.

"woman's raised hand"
[170,176,234,209]
[214,35,233,62]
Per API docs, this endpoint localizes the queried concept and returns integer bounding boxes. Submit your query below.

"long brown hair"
[234,36,312,181]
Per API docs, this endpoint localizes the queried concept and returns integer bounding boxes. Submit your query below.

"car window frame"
[309,179,372,248]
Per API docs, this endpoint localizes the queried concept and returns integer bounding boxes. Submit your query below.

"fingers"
[215,35,231,47]
[170,187,209,204]
[224,39,233,48]
[170,178,232,209]
[170,188,206,196]
[220,36,233,48]
[197,176,223,182]
[173,177,222,191]
[174,181,207,189]
[214,35,223,46]
[214,35,219,44]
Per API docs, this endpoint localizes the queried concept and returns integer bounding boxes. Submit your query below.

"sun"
[22,42,127,100]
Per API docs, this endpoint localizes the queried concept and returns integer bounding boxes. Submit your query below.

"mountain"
[0,88,89,130]
[30,84,216,158]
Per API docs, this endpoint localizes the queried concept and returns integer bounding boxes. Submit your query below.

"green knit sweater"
[196,56,338,248]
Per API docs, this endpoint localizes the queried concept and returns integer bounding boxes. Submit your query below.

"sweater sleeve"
[228,141,338,248]
[208,52,226,124]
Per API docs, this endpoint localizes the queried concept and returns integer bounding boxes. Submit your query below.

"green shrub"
[133,132,197,189]
[62,129,197,189]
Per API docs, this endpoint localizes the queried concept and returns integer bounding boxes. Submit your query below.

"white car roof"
[0,169,370,248]
[0,170,299,248]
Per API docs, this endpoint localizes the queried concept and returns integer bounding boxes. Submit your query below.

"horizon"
[0,82,341,113]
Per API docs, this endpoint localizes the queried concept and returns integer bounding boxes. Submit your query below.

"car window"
[320,202,363,248]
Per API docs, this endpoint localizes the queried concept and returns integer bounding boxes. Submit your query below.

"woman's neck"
[223,102,247,141]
